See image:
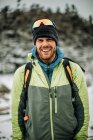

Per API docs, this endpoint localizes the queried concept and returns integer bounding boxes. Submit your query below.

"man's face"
[35,37,56,63]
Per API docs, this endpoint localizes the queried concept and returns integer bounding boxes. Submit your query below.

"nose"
[42,40,48,46]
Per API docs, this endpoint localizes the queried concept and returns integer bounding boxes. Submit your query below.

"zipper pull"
[54,87,57,114]
[50,93,52,98]
[49,88,52,98]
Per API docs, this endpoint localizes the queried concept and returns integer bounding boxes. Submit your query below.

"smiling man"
[36,37,56,63]
[12,19,89,140]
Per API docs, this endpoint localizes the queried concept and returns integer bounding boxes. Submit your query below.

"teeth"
[42,48,50,52]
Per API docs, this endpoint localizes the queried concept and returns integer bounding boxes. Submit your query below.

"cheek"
[53,46,56,52]
[36,45,40,51]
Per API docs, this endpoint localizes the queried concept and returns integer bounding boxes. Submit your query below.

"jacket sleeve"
[72,63,89,140]
[12,66,25,140]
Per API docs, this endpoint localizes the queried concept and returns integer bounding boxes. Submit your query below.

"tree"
[17,0,21,9]
[1,6,9,23]
[56,7,61,14]
[46,8,53,14]
[65,4,70,14]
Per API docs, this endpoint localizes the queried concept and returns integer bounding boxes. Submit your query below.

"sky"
[0,0,93,19]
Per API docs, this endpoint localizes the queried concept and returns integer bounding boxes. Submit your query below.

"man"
[12,19,89,140]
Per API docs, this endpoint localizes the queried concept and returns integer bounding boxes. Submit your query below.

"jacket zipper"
[54,87,57,114]
[49,88,54,140]
[47,65,50,80]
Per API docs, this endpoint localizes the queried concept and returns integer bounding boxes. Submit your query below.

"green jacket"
[12,53,89,140]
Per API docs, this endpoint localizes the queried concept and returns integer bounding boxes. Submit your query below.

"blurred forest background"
[0,0,93,139]
[0,0,93,73]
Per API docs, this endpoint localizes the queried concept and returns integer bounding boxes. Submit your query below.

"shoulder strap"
[23,62,33,111]
[63,58,76,100]
[63,58,84,135]
[63,57,85,72]
[63,58,73,86]
[18,62,33,138]
[24,62,33,88]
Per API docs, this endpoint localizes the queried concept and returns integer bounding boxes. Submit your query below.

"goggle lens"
[32,19,55,29]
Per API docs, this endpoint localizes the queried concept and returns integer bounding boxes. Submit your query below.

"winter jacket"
[12,48,89,140]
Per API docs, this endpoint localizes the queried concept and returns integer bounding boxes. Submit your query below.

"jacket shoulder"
[14,64,25,75]
[13,64,26,87]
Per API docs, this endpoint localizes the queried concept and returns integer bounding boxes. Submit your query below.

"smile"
[42,48,51,52]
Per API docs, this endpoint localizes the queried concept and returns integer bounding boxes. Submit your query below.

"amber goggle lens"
[32,19,54,29]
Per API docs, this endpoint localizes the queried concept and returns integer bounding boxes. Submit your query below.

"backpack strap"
[63,58,85,135]
[63,58,75,100]
[63,57,85,72]
[23,62,33,120]
[24,62,33,89]
[18,62,33,138]
[63,58,73,85]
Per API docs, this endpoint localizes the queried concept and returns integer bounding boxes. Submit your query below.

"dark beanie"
[32,25,58,45]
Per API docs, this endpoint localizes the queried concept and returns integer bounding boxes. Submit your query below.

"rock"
[91,125,93,129]
[2,30,16,38]
[0,107,10,115]
[0,84,10,93]
[0,63,16,73]
[16,29,32,41]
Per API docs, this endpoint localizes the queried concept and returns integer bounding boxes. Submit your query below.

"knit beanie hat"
[32,19,58,45]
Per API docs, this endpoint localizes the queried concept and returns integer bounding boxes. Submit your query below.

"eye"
[37,38,43,43]
[47,38,53,42]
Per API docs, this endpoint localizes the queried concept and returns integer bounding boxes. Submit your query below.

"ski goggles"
[32,19,56,29]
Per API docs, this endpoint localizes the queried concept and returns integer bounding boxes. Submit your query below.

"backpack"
[18,58,85,139]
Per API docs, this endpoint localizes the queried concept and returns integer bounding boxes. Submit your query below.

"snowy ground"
[0,74,13,140]
[0,74,93,140]
[88,85,93,138]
